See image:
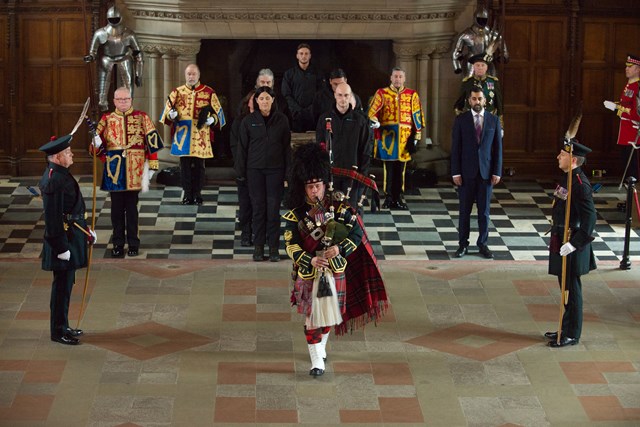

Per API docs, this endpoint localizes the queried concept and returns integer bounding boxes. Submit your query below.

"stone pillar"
[417,52,430,142]
[161,51,178,155]
[146,50,162,126]
[429,49,443,148]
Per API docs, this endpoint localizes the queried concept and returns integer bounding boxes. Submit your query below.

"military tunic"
[548,167,597,340]
[615,78,640,147]
[39,162,89,338]
[454,74,503,119]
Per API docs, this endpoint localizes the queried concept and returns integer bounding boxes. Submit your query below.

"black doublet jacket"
[315,106,372,174]
[548,167,597,276]
[236,110,291,178]
[39,162,89,271]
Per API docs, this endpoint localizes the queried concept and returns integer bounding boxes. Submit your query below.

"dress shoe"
[240,232,252,247]
[544,331,558,340]
[269,246,280,262]
[194,196,203,205]
[390,200,408,210]
[64,327,83,337]
[127,247,139,257]
[111,246,125,258]
[51,335,80,345]
[478,245,494,259]
[617,201,626,212]
[309,367,324,377]
[253,245,265,262]
[549,336,578,348]
[382,196,392,209]
[181,197,194,205]
[454,245,468,258]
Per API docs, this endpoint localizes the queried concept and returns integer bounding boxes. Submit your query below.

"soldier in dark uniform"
[454,53,503,126]
[545,140,596,348]
[39,135,96,345]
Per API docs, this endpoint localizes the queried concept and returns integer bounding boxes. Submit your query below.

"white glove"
[370,120,380,129]
[603,100,617,111]
[89,229,97,245]
[92,135,102,148]
[168,109,178,120]
[205,116,215,126]
[141,160,152,193]
[57,250,71,261]
[559,242,576,257]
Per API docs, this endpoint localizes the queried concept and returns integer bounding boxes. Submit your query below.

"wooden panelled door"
[502,15,568,176]
[16,12,91,176]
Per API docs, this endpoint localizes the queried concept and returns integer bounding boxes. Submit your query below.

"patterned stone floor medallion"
[406,322,539,361]
[83,321,215,360]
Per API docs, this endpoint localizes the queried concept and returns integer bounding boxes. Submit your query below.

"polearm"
[76,0,99,329]
[556,144,573,345]
[76,115,98,328]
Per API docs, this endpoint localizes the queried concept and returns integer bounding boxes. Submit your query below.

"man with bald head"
[161,63,225,205]
[316,82,372,211]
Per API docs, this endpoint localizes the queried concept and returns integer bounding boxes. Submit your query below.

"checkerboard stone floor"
[1,176,639,262]
[1,176,640,426]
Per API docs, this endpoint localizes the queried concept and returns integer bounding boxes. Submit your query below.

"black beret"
[563,139,592,157]
[39,135,72,155]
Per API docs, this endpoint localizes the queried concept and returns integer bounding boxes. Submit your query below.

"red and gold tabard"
[160,83,226,158]
[368,85,425,162]
[94,108,163,192]
[616,78,640,146]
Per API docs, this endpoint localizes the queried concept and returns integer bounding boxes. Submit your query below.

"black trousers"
[457,174,492,247]
[110,191,140,248]
[382,161,406,201]
[50,269,75,338]
[247,168,285,247]
[180,156,206,199]
[237,180,252,237]
[620,144,640,180]
[558,274,583,340]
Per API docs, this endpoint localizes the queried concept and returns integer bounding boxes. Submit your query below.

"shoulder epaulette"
[487,75,499,81]
[462,76,472,82]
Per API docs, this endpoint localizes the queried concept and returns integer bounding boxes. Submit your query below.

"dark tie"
[475,114,482,144]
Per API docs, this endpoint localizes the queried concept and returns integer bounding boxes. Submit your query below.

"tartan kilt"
[292,272,346,317]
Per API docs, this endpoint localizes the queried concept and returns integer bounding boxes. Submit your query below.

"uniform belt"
[64,213,87,221]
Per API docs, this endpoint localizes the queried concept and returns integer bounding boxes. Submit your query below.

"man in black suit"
[451,87,503,258]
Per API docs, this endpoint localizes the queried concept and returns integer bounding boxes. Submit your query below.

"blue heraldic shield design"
[377,124,400,160]
[102,149,127,191]
[170,120,193,156]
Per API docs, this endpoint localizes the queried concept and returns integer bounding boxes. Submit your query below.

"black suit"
[451,109,503,247]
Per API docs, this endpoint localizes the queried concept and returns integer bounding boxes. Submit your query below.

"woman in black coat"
[236,86,291,261]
